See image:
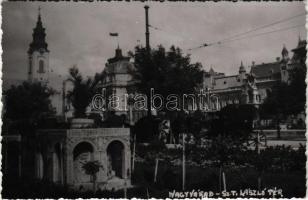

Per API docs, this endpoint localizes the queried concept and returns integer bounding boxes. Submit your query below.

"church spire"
[239,61,246,73]
[281,44,289,61]
[37,6,42,27]
[27,6,50,84]
[28,7,49,54]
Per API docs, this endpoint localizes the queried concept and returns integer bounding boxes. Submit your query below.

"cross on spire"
[38,6,42,20]
[37,6,42,25]
[28,6,48,54]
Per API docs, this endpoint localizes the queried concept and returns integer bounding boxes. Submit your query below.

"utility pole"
[144,5,152,117]
[182,133,186,191]
[144,5,150,52]
[256,131,261,191]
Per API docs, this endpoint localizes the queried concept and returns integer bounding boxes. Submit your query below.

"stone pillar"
[60,143,64,185]
[46,150,53,182]
[125,144,131,185]
[18,143,22,178]
[97,150,106,182]
[35,153,40,179]
[253,89,259,104]
[66,153,74,186]
[52,151,57,183]
[122,147,126,180]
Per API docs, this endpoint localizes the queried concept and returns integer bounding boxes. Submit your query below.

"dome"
[105,47,136,74]
[106,60,135,74]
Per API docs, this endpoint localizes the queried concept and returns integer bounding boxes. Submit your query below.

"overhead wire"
[147,13,305,53]
[187,12,306,51]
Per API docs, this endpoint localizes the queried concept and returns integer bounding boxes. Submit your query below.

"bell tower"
[28,7,49,84]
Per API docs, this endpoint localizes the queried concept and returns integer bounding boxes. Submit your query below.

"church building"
[27,9,63,117]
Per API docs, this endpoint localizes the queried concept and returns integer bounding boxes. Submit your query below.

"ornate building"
[98,47,147,125]
[203,62,260,111]
[203,40,306,111]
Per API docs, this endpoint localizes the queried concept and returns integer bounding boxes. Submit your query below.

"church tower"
[281,44,289,61]
[28,8,49,84]
[238,61,246,81]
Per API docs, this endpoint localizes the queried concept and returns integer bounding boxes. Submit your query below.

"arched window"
[107,140,125,178]
[73,142,94,183]
[38,60,45,73]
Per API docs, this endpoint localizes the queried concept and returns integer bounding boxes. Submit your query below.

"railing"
[253,129,306,140]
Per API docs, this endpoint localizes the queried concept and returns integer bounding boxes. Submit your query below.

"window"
[38,60,45,73]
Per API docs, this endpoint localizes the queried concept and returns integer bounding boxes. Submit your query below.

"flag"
[109,33,118,37]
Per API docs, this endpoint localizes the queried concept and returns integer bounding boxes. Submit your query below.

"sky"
[2,2,306,89]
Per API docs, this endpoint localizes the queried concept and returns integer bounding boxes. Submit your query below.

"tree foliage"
[82,160,103,192]
[207,104,258,166]
[130,45,204,114]
[260,64,306,118]
[130,45,204,141]
[287,64,306,114]
[4,81,55,134]
[209,104,257,139]
[67,66,103,118]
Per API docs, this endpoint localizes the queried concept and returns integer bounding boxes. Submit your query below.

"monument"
[35,128,131,191]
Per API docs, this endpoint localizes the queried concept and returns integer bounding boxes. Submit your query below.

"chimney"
[252,61,255,66]
[276,57,280,62]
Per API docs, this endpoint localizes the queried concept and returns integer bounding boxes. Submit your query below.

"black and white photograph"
[1,1,306,198]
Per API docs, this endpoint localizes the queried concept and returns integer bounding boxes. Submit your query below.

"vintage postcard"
[1,1,306,199]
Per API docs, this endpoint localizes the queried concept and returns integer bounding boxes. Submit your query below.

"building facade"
[203,62,260,111]
[27,10,50,84]
[27,10,63,116]
[98,47,147,125]
[203,40,306,112]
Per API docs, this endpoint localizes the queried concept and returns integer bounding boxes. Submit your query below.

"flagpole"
[117,36,119,49]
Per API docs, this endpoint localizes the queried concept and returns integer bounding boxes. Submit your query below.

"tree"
[82,160,103,192]
[207,104,257,192]
[67,66,103,118]
[260,63,306,123]
[130,45,204,142]
[130,45,204,118]
[209,104,257,143]
[287,65,306,114]
[4,81,55,135]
